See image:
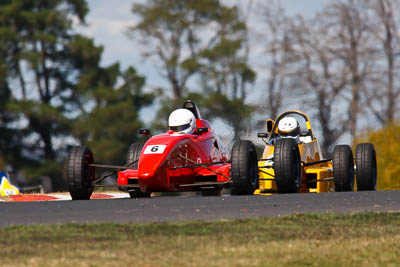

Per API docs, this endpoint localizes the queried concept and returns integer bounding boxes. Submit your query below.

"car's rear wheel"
[66,146,95,200]
[126,143,151,198]
[274,138,302,193]
[333,145,354,192]
[126,143,143,168]
[355,143,377,191]
[231,140,259,195]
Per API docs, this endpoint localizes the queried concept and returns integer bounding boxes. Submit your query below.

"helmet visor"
[169,123,191,132]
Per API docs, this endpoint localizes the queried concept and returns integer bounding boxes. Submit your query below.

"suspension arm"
[178,154,230,180]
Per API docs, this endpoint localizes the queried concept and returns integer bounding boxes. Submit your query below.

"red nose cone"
[137,133,186,191]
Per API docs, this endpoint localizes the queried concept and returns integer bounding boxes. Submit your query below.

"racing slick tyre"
[231,140,259,195]
[126,143,143,169]
[355,143,377,191]
[126,143,151,198]
[333,145,354,192]
[273,138,302,193]
[66,146,95,200]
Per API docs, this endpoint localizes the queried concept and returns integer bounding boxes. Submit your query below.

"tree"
[0,57,23,169]
[365,0,400,125]
[0,0,91,187]
[284,0,378,152]
[128,0,255,137]
[72,65,153,164]
[324,0,377,140]
[0,0,89,163]
[199,36,256,140]
[0,1,154,188]
[128,0,222,102]
[290,15,348,154]
[254,1,296,120]
[193,1,256,140]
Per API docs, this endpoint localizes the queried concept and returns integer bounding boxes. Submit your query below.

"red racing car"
[65,100,258,200]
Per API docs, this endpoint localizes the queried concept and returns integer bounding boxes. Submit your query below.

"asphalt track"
[1,190,400,228]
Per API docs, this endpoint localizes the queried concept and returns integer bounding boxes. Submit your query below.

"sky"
[79,0,329,72]
[76,0,332,140]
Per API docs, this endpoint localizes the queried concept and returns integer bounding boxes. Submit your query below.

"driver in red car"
[168,108,196,134]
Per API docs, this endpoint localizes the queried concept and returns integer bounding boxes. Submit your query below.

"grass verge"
[1,212,399,266]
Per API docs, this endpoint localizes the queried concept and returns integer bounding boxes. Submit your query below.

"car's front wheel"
[274,138,302,193]
[333,145,354,192]
[231,140,259,195]
[66,146,95,200]
[355,143,377,191]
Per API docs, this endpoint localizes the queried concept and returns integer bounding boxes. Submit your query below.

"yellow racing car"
[255,110,377,194]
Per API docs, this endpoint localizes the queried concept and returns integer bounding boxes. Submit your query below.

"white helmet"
[278,116,300,137]
[168,108,196,134]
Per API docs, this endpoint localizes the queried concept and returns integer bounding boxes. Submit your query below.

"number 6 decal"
[144,145,166,154]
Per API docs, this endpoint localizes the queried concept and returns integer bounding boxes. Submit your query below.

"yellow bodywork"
[255,110,335,194]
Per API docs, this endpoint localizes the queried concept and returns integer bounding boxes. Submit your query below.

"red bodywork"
[117,119,230,192]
